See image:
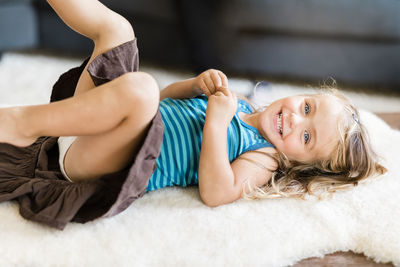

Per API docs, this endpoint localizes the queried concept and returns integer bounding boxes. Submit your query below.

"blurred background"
[1,0,400,92]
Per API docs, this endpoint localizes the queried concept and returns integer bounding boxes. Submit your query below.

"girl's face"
[258,94,343,163]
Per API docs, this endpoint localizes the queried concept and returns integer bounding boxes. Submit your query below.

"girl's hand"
[193,69,228,97]
[205,86,238,126]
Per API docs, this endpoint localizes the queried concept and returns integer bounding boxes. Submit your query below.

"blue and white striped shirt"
[145,94,274,191]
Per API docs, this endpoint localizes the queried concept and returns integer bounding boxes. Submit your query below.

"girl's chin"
[261,130,273,144]
[270,139,280,149]
[264,134,278,147]
[268,136,284,149]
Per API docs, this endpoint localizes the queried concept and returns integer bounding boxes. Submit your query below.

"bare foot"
[0,107,38,147]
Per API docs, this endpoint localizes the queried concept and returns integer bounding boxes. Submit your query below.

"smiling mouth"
[277,112,283,135]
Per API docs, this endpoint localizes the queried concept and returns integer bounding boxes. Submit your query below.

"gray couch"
[213,0,400,89]
[0,0,37,52]
[1,0,399,89]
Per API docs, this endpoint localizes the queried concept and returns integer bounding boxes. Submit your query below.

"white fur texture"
[0,53,399,267]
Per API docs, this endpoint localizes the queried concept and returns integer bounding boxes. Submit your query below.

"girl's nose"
[288,112,304,129]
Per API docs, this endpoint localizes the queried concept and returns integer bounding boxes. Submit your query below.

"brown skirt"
[0,39,164,230]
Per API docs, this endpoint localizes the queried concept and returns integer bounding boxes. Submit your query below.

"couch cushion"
[0,1,37,50]
[221,36,400,87]
[0,0,32,3]
[221,0,400,40]
[101,0,179,23]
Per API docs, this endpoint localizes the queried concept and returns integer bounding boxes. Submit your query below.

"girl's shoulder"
[231,146,278,195]
[236,146,278,171]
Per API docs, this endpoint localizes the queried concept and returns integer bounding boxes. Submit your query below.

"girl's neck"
[239,112,260,131]
[239,112,272,143]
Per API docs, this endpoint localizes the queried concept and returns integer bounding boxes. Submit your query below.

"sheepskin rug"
[0,52,399,267]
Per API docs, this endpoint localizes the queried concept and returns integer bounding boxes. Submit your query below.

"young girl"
[0,0,386,229]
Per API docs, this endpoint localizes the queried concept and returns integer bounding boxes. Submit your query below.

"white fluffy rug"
[0,53,399,266]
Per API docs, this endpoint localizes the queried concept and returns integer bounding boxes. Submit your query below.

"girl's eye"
[304,102,310,114]
[304,131,310,144]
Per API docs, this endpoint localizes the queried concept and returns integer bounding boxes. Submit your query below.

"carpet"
[0,52,399,266]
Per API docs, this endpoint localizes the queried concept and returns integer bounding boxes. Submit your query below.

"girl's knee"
[96,14,135,44]
[117,72,160,115]
[111,15,135,40]
[120,72,159,99]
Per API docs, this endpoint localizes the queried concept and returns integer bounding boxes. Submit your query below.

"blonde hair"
[238,85,387,200]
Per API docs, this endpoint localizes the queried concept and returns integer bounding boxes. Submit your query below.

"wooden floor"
[375,113,400,130]
[293,112,399,267]
[294,251,394,266]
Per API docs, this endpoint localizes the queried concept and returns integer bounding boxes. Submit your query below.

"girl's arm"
[160,69,228,101]
[198,87,277,207]
[199,118,235,206]
[198,87,238,206]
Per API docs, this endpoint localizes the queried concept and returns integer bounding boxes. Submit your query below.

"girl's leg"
[64,73,160,182]
[47,0,135,96]
[0,1,157,182]
[39,0,156,182]
[1,72,160,182]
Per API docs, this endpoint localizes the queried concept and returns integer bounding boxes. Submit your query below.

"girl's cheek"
[281,137,299,153]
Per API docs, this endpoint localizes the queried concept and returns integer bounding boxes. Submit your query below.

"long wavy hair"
[238,85,387,200]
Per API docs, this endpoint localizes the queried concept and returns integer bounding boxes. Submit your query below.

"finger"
[199,80,211,97]
[218,71,228,88]
[210,70,222,90]
[218,86,230,96]
[203,74,216,94]
[226,88,236,100]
